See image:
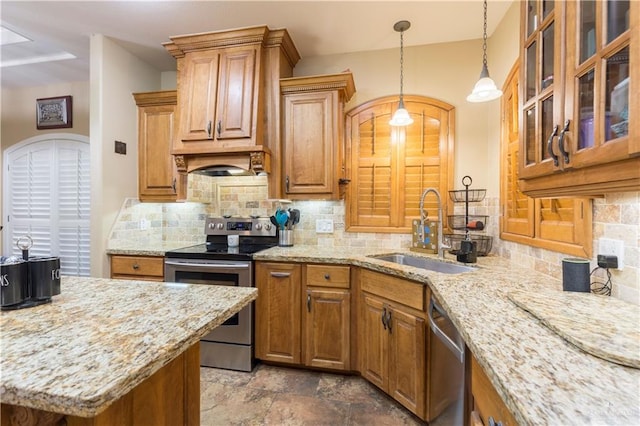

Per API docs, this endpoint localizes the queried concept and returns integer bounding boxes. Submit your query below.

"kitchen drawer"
[471,354,518,426]
[306,265,350,288]
[360,269,425,311]
[110,255,164,281]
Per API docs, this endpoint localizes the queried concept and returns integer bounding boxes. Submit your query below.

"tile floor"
[200,363,428,425]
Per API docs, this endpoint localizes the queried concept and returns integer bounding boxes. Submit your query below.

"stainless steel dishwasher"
[427,293,465,425]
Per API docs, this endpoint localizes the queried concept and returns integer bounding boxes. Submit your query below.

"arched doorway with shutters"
[2,133,90,276]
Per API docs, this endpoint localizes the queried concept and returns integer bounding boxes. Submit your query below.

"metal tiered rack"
[445,176,492,257]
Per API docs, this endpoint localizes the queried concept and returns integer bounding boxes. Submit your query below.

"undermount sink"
[369,253,476,274]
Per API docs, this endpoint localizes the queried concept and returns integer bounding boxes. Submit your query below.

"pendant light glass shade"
[467,0,502,103]
[390,20,413,126]
[467,63,502,102]
[389,100,413,126]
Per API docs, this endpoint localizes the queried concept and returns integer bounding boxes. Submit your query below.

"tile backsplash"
[108,176,639,305]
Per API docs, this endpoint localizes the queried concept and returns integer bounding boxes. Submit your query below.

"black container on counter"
[1,258,29,308]
[1,255,61,310]
[29,256,61,299]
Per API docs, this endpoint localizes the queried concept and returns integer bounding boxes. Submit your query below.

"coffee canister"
[1,258,28,308]
[29,256,61,299]
[562,258,591,292]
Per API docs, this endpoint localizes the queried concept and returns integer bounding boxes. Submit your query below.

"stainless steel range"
[164,216,277,371]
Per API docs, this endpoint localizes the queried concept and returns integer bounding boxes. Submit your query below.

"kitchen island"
[0,276,257,425]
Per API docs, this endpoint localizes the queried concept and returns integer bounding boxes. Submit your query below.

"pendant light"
[389,20,413,126]
[467,0,502,102]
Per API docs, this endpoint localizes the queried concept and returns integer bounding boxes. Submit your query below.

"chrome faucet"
[419,188,451,259]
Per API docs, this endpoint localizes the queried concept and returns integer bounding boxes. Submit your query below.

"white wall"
[89,35,162,277]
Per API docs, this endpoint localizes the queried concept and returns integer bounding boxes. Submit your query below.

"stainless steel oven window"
[164,259,252,344]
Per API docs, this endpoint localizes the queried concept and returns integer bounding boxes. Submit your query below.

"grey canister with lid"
[562,258,591,292]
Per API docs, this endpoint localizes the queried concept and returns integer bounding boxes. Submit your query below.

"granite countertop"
[253,245,640,425]
[106,241,193,257]
[0,276,257,417]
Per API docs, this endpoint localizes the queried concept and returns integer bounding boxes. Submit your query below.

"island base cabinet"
[1,344,200,426]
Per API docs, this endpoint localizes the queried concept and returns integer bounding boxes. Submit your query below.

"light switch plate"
[316,219,334,234]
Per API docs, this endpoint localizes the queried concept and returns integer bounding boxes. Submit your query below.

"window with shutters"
[500,63,592,257]
[3,134,90,276]
[345,95,454,233]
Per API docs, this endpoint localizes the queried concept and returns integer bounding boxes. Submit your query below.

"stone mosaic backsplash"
[107,175,638,304]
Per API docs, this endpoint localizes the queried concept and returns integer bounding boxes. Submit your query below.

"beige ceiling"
[0,0,513,88]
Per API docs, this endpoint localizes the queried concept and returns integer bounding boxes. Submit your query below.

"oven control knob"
[217,223,224,230]
[208,223,216,230]
[255,223,263,230]
[264,223,272,231]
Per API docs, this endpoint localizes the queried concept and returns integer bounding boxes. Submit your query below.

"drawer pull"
[132,263,140,270]
[270,272,291,278]
[324,274,330,280]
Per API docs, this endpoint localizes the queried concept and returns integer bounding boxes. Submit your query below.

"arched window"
[3,133,90,276]
[345,95,455,233]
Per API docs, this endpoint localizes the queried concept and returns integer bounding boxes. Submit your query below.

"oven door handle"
[164,260,250,269]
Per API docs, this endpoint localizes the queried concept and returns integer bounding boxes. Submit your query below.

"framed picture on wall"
[36,95,72,129]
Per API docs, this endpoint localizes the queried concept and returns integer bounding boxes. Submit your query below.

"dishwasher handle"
[428,297,465,364]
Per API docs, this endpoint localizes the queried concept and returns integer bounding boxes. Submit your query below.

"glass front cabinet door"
[519,0,639,197]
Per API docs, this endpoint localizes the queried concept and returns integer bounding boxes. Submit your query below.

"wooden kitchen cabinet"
[255,262,302,364]
[279,73,355,200]
[255,262,352,371]
[303,264,351,370]
[469,353,518,426]
[110,255,165,282]
[163,27,300,183]
[133,91,185,202]
[359,269,427,419]
[174,45,259,149]
[519,0,639,197]
[501,63,593,258]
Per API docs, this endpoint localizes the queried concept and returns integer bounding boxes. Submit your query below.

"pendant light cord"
[399,28,405,103]
[482,0,488,68]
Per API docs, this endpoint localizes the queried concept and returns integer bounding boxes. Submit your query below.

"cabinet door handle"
[207,120,212,138]
[382,307,388,330]
[172,178,176,193]
[285,175,290,192]
[558,119,571,164]
[132,263,140,270]
[270,272,291,278]
[217,120,222,137]
[307,293,311,312]
[386,310,392,333]
[488,416,503,426]
[546,124,560,166]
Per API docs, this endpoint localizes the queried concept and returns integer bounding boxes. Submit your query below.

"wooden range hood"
[174,146,271,176]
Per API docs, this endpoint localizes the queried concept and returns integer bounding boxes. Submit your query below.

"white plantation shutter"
[3,135,90,276]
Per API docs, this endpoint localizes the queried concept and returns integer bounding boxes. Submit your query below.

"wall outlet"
[140,219,150,230]
[598,238,624,270]
[316,219,334,234]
